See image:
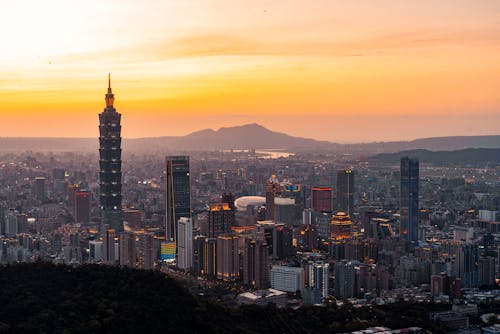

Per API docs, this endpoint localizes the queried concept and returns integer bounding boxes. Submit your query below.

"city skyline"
[0,1,499,142]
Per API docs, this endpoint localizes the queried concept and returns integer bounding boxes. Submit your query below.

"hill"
[0,263,449,333]
[0,124,498,154]
[372,148,500,165]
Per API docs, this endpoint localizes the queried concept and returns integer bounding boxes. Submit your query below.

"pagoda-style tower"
[99,74,123,232]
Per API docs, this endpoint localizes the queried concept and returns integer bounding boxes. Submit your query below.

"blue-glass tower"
[165,156,191,242]
[99,74,123,232]
[400,157,419,242]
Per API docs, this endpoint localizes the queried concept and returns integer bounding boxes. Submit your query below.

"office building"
[103,228,116,264]
[165,156,191,242]
[265,175,281,220]
[243,238,269,289]
[400,157,419,242]
[270,266,304,292]
[177,217,193,270]
[119,231,136,268]
[137,232,155,270]
[336,170,354,217]
[193,235,206,274]
[208,203,233,238]
[89,240,103,262]
[74,190,90,224]
[216,234,239,281]
[34,177,46,201]
[330,211,352,241]
[204,237,217,278]
[99,74,123,232]
[334,260,356,299]
[312,187,333,212]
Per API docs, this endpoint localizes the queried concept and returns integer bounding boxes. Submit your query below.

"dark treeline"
[0,263,453,333]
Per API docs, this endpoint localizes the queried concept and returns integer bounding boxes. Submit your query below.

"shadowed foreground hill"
[0,263,450,334]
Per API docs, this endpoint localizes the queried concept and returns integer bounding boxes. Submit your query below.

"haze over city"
[0,0,499,141]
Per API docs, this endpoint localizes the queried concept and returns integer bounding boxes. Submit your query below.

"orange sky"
[0,0,499,142]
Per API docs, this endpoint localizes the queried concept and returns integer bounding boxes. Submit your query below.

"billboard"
[160,241,176,261]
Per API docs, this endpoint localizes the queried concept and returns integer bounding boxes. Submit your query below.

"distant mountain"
[372,148,500,165]
[0,124,498,154]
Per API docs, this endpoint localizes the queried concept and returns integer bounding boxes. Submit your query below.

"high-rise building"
[137,232,155,270]
[193,235,206,274]
[243,238,269,289]
[216,234,239,281]
[400,157,419,242]
[74,190,90,224]
[34,177,46,201]
[103,228,116,264]
[330,211,352,241]
[177,217,193,270]
[89,240,103,262]
[455,244,479,288]
[478,257,496,286]
[204,237,217,278]
[336,170,354,217]
[270,266,304,292]
[165,156,191,242]
[99,74,123,232]
[334,260,356,299]
[119,231,136,268]
[208,203,233,238]
[309,261,330,301]
[265,175,281,220]
[312,187,333,212]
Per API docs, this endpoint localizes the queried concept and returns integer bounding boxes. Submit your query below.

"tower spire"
[105,73,114,108]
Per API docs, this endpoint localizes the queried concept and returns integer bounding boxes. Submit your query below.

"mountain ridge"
[0,123,498,153]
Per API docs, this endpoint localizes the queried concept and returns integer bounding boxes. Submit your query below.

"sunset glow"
[0,0,499,141]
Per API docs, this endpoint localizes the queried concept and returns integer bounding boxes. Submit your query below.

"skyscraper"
[243,238,269,289]
[177,217,193,270]
[207,203,233,238]
[165,156,191,242]
[311,187,333,212]
[400,157,419,242]
[216,234,239,281]
[265,175,281,220]
[74,190,90,224]
[99,74,123,232]
[336,170,354,217]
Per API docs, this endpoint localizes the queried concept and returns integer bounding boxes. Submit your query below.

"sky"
[0,0,499,142]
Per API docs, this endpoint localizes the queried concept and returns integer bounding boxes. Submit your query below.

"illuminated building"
[74,190,90,224]
[89,240,103,262]
[336,170,354,217]
[177,217,193,270]
[160,241,176,261]
[216,234,239,281]
[193,235,206,274]
[208,203,233,238]
[204,237,217,278]
[99,74,123,232]
[165,156,191,243]
[122,209,142,229]
[330,211,352,241]
[306,261,329,301]
[400,157,419,242]
[265,175,281,220]
[312,187,333,212]
[243,238,269,289]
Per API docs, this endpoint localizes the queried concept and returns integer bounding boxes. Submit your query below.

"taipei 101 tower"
[99,74,123,232]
